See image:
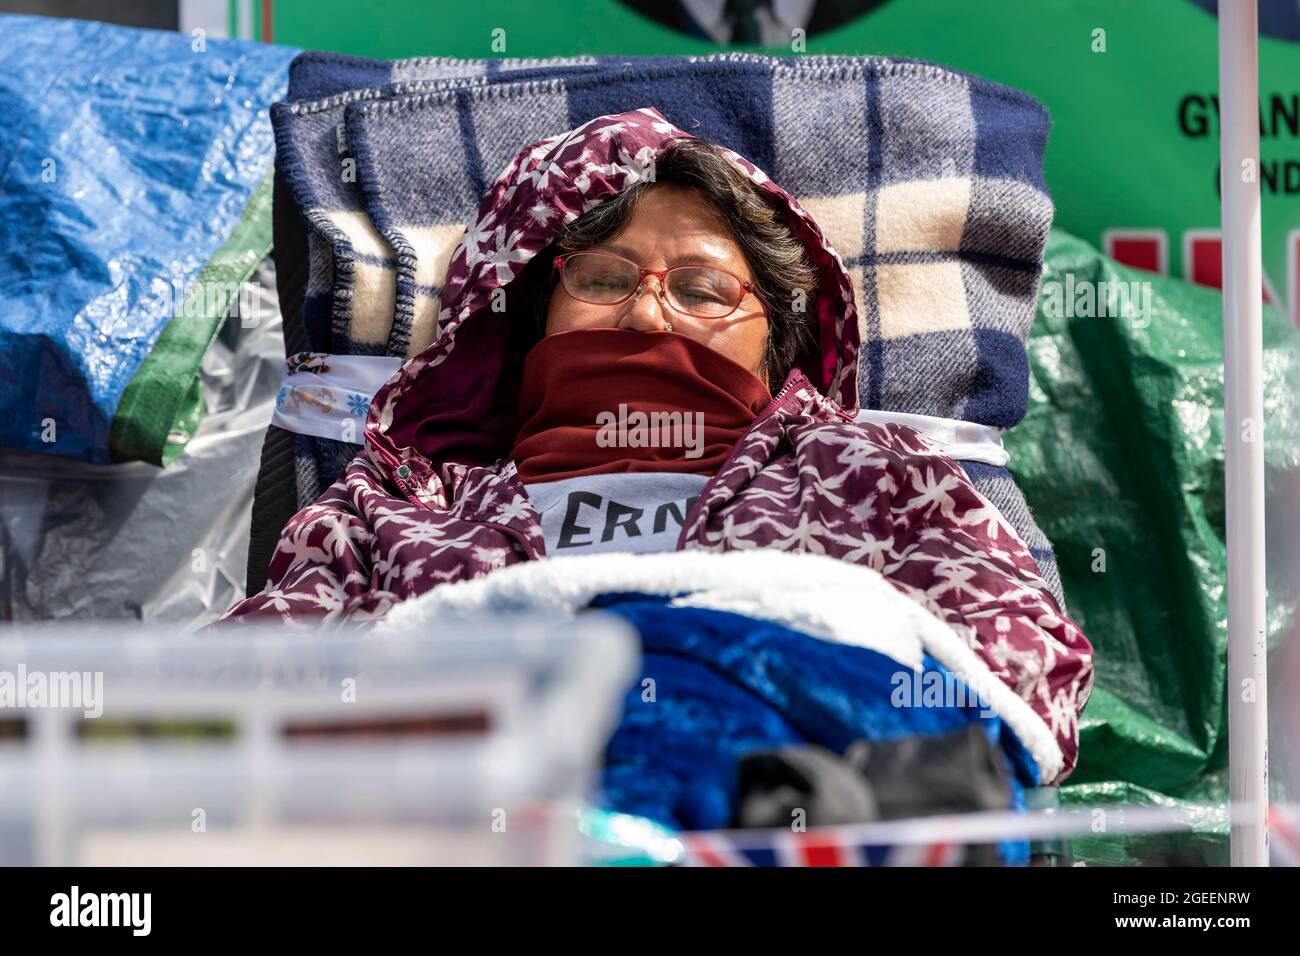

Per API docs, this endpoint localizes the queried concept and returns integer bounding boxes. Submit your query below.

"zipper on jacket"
[391,463,424,509]
[755,375,801,423]
[368,433,428,512]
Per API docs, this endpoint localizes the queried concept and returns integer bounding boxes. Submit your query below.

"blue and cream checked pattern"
[271,57,608,359]
[270,50,1065,604]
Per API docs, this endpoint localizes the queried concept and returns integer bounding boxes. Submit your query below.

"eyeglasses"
[553,251,761,320]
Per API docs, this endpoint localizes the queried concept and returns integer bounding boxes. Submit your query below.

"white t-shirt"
[524,472,710,556]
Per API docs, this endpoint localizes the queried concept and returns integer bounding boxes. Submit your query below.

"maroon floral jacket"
[223,108,1093,780]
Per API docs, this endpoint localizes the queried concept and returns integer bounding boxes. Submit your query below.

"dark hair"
[521,136,818,386]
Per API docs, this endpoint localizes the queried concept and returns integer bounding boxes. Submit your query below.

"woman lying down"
[223,109,1093,839]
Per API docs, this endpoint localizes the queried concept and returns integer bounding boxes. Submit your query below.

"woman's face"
[543,184,770,384]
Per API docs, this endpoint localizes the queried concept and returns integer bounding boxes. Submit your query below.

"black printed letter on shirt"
[558,491,603,549]
[653,500,684,534]
[602,500,644,542]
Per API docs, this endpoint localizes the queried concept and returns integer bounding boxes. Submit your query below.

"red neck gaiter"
[508,328,773,483]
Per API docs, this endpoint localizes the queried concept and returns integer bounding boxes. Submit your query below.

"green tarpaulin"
[109,174,275,466]
[1011,229,1300,865]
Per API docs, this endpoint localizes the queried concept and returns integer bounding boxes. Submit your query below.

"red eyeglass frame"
[551,251,764,319]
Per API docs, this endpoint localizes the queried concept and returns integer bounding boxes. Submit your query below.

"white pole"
[1218,0,1269,867]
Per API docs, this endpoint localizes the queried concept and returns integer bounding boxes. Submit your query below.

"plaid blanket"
[272,57,615,359]
[257,52,1063,603]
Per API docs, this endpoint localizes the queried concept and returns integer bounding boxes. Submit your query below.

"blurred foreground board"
[0,616,637,865]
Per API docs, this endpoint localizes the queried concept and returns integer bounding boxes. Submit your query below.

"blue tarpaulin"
[0,15,295,463]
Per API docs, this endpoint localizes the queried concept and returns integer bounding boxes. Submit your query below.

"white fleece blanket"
[374,549,1063,781]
